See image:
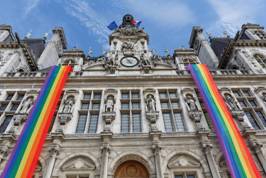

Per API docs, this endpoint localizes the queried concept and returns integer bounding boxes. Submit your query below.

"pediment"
[61,156,96,171]
[168,154,201,169]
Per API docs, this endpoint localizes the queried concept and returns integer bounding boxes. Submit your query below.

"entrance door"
[114,161,149,178]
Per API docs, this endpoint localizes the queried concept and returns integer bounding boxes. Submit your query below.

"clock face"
[120,56,139,67]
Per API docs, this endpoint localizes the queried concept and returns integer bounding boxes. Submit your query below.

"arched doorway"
[114,160,149,178]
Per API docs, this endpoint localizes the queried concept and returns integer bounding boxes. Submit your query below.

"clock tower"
[107,14,150,69]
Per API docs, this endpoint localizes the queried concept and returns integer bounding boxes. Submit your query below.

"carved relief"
[61,156,96,171]
[168,154,201,169]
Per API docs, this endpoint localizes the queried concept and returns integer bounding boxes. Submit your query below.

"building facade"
[0,14,266,178]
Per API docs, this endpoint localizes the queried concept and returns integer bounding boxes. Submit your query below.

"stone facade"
[0,15,266,178]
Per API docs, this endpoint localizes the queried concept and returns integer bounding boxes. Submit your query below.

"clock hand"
[127,59,132,64]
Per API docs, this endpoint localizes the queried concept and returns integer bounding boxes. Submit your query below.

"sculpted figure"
[20,96,34,113]
[185,94,198,112]
[62,96,75,113]
[105,95,114,112]
[145,94,156,112]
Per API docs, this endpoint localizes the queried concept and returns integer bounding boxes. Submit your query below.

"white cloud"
[24,0,41,16]
[116,0,196,28]
[207,0,264,36]
[65,0,110,50]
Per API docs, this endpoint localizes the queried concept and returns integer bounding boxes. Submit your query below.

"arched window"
[254,54,266,69]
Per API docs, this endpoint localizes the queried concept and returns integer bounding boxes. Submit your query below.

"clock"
[120,56,139,67]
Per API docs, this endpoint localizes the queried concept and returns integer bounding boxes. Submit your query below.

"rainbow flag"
[188,64,261,178]
[1,65,72,178]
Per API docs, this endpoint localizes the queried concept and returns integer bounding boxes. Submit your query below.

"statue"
[19,96,34,113]
[145,94,156,112]
[105,95,114,112]
[185,94,198,112]
[62,96,75,113]
[104,54,117,73]
[224,93,239,111]
[140,53,151,66]
[262,92,266,103]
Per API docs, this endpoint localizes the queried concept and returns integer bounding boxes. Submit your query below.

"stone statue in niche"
[19,96,34,113]
[145,94,156,112]
[185,94,198,112]
[185,94,203,130]
[105,95,114,112]
[62,96,75,113]
[224,93,239,111]
[262,92,266,103]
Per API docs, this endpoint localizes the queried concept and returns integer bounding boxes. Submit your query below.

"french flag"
[131,19,142,27]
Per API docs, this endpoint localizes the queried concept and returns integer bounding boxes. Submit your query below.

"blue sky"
[0,0,265,56]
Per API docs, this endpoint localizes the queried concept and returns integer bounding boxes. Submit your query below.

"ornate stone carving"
[0,145,8,164]
[61,95,75,113]
[19,96,34,113]
[104,54,118,74]
[168,154,201,168]
[185,94,203,131]
[140,53,152,73]
[61,156,96,171]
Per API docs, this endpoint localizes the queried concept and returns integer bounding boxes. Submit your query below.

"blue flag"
[136,21,142,27]
[107,21,118,30]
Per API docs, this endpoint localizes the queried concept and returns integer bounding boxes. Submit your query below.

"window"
[88,114,98,133]
[66,175,89,178]
[83,92,91,100]
[91,102,100,110]
[76,90,102,133]
[17,93,25,100]
[159,89,184,132]
[121,113,130,133]
[232,88,266,130]
[10,102,19,112]
[81,102,89,110]
[6,92,14,100]
[76,114,87,133]
[254,54,266,69]
[0,115,13,133]
[0,103,8,112]
[163,112,173,132]
[175,173,196,178]
[120,90,142,133]
[132,113,141,132]
[245,111,260,130]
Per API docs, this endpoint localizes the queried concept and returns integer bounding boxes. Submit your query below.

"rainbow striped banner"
[1,65,72,178]
[188,64,261,178]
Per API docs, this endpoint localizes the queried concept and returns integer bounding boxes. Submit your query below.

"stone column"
[152,144,163,178]
[45,145,59,178]
[100,132,112,178]
[200,131,221,178]
[0,30,9,42]
[150,132,163,178]
[202,143,221,178]
[100,143,110,178]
